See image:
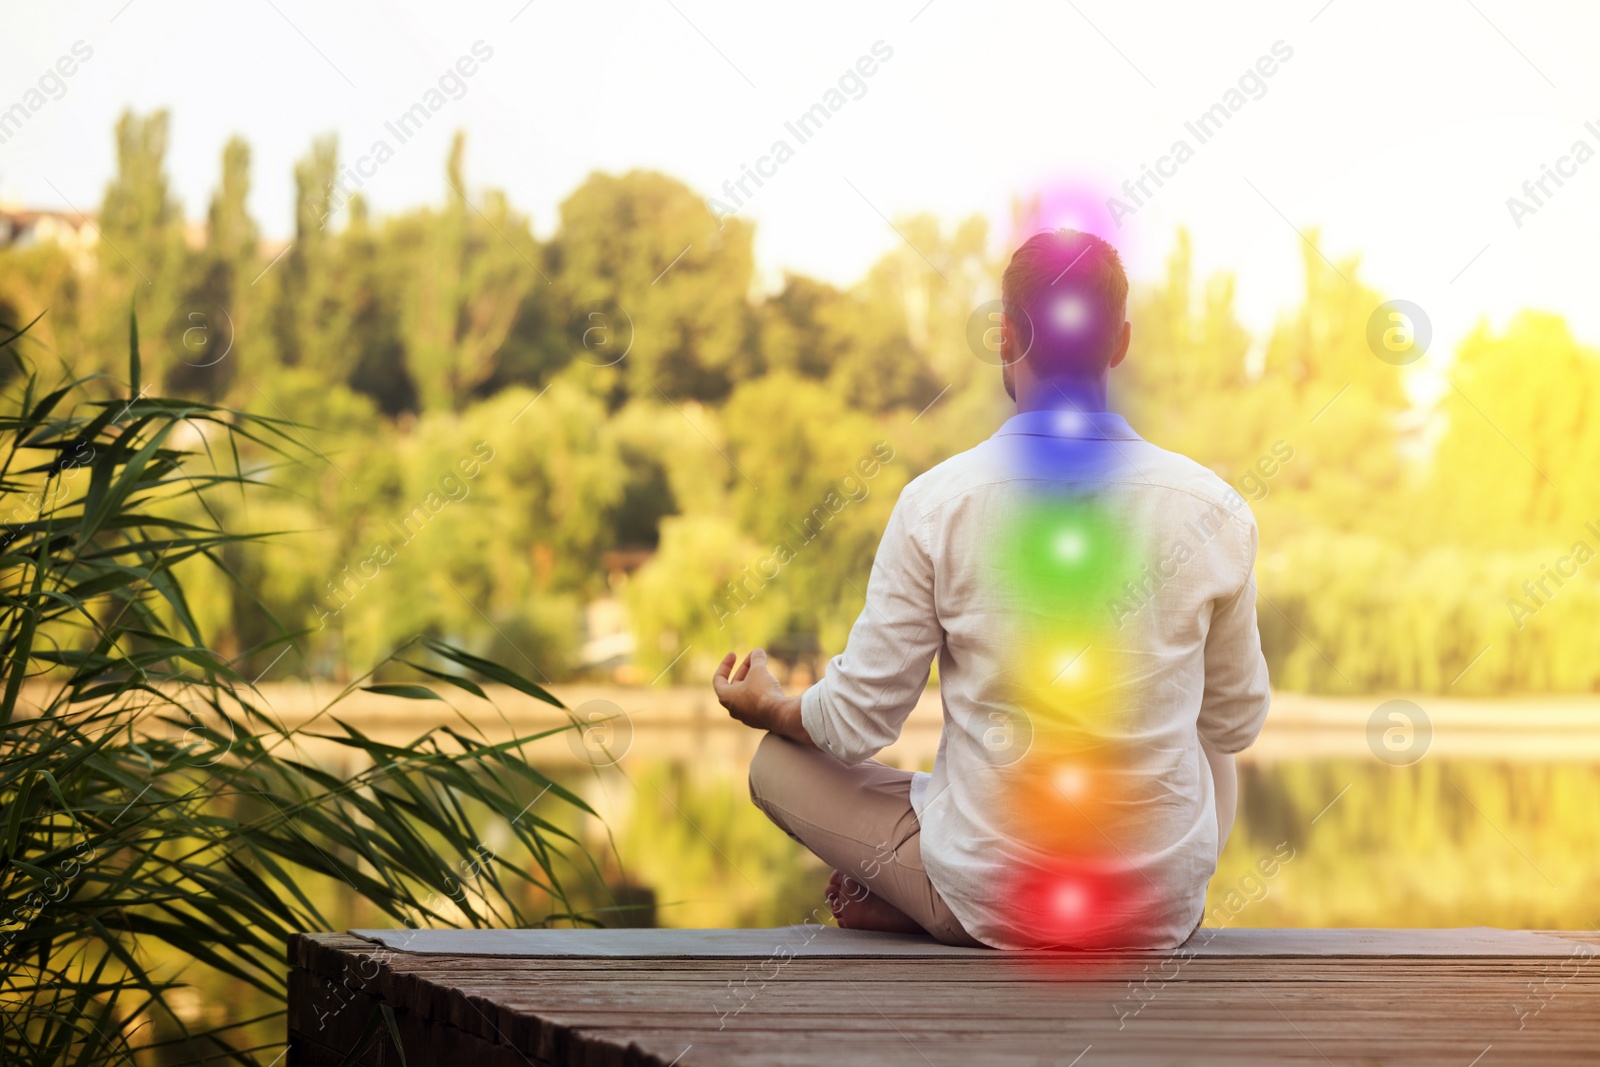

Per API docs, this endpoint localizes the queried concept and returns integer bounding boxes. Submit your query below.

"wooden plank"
[288,933,1600,1067]
[289,963,553,1067]
[346,925,1591,957]
[553,1027,1590,1067]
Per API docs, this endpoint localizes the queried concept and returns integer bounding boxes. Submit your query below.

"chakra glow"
[1054,529,1088,563]
[1009,179,1122,248]
[993,417,1152,948]
[1051,762,1090,800]
[1051,880,1089,922]
[1050,294,1090,333]
[1003,171,1150,302]
[1004,861,1151,950]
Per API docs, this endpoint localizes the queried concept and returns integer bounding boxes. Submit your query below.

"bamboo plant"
[0,312,602,1066]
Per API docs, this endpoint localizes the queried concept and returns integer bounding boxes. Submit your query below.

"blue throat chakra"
[1004,410,1121,483]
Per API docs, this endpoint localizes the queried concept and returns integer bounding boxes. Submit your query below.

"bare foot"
[825,869,929,936]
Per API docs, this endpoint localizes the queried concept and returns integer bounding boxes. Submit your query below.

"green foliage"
[626,513,781,679]
[401,133,543,412]
[170,136,258,400]
[757,273,938,411]
[4,113,1600,694]
[0,318,603,1066]
[552,170,755,402]
[1428,313,1600,546]
[1123,229,1600,695]
[99,110,185,304]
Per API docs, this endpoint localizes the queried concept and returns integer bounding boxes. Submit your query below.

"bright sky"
[4,0,1598,377]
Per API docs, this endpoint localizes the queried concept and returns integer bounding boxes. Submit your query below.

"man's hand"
[712,649,812,746]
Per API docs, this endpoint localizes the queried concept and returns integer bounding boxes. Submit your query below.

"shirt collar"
[993,408,1142,441]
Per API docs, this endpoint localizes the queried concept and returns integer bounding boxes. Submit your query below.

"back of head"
[1001,229,1128,377]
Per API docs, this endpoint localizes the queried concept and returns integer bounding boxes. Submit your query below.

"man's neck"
[1014,375,1109,415]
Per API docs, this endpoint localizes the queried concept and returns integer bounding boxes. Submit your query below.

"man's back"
[722,228,1272,949]
[801,408,1271,949]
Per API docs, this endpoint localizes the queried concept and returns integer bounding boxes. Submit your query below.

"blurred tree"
[315,383,626,671]
[604,400,685,550]
[1124,230,1249,400]
[341,195,417,414]
[1122,229,1269,483]
[1253,236,1409,532]
[401,131,542,412]
[551,170,754,404]
[0,244,81,372]
[756,275,852,381]
[756,273,937,412]
[208,136,259,272]
[720,373,908,651]
[170,136,258,398]
[477,269,570,399]
[851,213,1004,480]
[1124,230,1409,539]
[268,134,344,378]
[625,513,788,682]
[97,109,186,383]
[1427,313,1600,547]
[857,213,993,392]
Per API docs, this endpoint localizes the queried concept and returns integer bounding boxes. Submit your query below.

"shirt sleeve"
[1197,515,1272,754]
[800,488,941,765]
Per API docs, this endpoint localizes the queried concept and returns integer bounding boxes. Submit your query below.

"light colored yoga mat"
[349,925,1589,958]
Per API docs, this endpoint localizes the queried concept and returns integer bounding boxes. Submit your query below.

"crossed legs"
[746,732,986,948]
[749,731,1233,946]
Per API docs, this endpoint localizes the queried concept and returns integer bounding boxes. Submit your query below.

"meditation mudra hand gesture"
[713,647,931,936]
[711,650,813,748]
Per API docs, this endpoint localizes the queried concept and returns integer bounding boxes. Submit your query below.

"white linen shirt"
[799,409,1271,950]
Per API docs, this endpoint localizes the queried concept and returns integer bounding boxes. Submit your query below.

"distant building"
[0,205,96,250]
[0,204,98,273]
[581,548,656,682]
[0,201,287,274]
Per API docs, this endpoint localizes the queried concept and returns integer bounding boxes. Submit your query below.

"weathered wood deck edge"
[287,931,1600,1067]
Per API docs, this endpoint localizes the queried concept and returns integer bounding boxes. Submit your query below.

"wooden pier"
[287,929,1600,1066]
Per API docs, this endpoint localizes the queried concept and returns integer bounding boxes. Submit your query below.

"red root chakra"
[1000,862,1155,950]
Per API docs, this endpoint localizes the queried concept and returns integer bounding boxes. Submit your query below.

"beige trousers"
[747,732,988,948]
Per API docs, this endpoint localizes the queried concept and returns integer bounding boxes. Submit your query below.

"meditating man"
[712,229,1270,949]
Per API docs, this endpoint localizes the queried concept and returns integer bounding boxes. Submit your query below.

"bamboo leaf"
[361,683,446,702]
[423,639,565,709]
